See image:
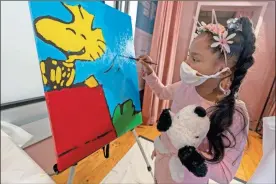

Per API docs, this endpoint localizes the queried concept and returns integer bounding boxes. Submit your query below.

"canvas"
[29,1,142,172]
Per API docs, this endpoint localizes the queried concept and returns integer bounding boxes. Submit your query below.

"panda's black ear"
[178,146,208,177]
[157,109,172,132]
[194,106,207,117]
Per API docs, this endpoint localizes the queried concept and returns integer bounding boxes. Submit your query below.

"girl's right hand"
[138,55,154,76]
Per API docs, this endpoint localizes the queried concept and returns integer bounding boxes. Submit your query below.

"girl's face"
[185,33,231,94]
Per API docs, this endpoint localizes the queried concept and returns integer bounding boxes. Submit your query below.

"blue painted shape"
[29,1,141,115]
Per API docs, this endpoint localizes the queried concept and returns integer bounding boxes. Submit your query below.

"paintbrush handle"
[142,60,157,65]
[146,61,157,65]
[132,57,157,65]
[119,55,157,65]
[127,57,139,61]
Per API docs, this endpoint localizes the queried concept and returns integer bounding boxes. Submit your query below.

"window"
[104,1,115,8]
[128,1,138,37]
[115,1,138,36]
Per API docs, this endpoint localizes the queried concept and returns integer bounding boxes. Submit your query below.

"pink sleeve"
[206,104,249,183]
[143,72,181,100]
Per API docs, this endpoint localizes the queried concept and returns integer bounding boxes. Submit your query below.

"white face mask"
[180,62,230,86]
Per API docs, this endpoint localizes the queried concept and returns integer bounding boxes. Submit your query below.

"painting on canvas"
[29,1,142,172]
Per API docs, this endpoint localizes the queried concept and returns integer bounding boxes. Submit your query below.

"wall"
[198,11,236,27]
[1,1,44,104]
[251,7,261,28]
[239,1,275,129]
[1,101,48,126]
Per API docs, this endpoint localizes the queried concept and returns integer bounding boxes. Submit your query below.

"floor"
[52,125,263,184]
[100,137,155,184]
[236,130,263,181]
[101,137,244,184]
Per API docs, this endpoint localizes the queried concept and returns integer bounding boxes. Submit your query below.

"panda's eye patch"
[195,136,199,138]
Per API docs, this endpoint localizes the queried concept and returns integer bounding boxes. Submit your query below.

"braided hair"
[205,17,256,163]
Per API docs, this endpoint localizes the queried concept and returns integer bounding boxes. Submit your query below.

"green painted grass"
[112,100,142,137]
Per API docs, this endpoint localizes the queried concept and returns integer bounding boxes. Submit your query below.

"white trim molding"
[189,1,268,47]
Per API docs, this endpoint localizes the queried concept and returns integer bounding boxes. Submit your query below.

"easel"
[66,129,154,184]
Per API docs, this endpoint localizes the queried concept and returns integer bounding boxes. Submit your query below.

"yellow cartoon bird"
[35,3,106,90]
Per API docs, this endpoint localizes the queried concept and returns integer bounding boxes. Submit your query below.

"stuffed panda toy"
[152,105,210,183]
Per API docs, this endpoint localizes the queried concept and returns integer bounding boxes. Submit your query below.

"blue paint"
[29,1,141,114]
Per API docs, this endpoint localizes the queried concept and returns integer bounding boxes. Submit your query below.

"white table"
[1,130,55,183]
[247,116,275,183]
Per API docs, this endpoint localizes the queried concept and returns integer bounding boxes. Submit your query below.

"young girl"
[139,15,256,184]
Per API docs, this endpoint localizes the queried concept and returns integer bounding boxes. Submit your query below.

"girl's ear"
[219,67,232,79]
[178,146,208,177]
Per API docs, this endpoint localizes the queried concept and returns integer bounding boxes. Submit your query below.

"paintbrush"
[118,55,157,65]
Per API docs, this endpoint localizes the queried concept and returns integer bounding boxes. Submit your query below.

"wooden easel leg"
[132,129,154,179]
[65,130,154,183]
[67,163,77,184]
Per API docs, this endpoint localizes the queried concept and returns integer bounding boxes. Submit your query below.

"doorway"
[198,10,236,27]
[189,2,267,47]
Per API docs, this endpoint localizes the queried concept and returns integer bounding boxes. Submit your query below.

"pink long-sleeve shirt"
[144,72,249,184]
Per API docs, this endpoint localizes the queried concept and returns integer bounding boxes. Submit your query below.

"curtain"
[142,1,184,125]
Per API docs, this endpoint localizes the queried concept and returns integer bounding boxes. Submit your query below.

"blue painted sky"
[29,1,141,114]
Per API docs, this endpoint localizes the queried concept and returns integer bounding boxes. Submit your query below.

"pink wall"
[24,137,56,175]
[239,1,275,129]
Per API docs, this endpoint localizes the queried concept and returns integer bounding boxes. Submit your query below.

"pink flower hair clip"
[194,9,237,65]
[196,21,226,36]
[211,31,236,54]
